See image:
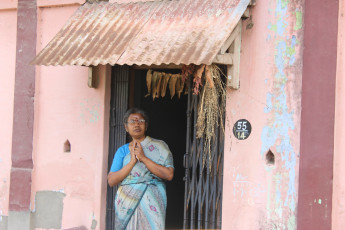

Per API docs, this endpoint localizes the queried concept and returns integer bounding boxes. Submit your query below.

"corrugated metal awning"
[32,0,251,66]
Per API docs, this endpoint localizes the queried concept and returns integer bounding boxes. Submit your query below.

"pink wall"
[222,0,303,229]
[332,0,345,228]
[1,0,343,229]
[32,3,110,230]
[0,5,17,218]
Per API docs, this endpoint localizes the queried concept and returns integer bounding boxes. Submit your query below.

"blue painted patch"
[267,34,272,41]
[264,93,273,113]
[289,35,297,65]
[276,18,287,36]
[261,0,299,227]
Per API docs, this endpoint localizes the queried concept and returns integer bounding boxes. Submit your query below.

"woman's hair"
[123,108,149,125]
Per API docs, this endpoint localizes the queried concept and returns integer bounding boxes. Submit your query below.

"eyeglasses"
[127,119,146,125]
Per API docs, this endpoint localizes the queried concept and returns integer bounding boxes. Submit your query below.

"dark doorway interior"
[130,69,187,229]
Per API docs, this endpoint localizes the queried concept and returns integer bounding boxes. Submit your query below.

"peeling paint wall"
[0,1,17,224]
[222,0,303,229]
[30,2,109,230]
[333,0,345,228]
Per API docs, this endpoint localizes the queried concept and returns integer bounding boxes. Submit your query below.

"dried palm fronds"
[169,74,178,99]
[145,69,153,97]
[151,71,159,100]
[161,73,171,97]
[176,74,185,99]
[196,65,226,170]
[155,72,163,99]
[144,69,190,100]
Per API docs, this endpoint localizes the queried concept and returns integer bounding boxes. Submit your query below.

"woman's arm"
[134,141,174,181]
[141,157,174,181]
[107,146,137,187]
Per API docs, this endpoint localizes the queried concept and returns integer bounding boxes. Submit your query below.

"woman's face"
[125,113,147,140]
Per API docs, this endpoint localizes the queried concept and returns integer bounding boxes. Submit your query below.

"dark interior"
[131,69,187,229]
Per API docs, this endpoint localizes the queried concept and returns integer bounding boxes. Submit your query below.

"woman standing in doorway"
[108,108,174,230]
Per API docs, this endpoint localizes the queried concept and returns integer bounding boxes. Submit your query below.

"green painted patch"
[282,0,289,8]
[294,11,302,31]
[269,23,278,32]
[286,46,296,56]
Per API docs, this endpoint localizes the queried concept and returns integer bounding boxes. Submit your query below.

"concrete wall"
[31,2,110,230]
[0,2,17,228]
[222,0,303,229]
[333,0,345,229]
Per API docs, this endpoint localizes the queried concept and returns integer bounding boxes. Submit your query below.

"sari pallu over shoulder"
[114,137,174,230]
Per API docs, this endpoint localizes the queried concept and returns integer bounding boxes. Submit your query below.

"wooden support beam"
[220,22,241,54]
[249,0,256,6]
[88,66,99,88]
[213,53,233,65]
[227,21,242,89]
[242,8,250,19]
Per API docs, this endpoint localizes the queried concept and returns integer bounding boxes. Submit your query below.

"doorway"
[130,69,187,229]
[106,65,224,230]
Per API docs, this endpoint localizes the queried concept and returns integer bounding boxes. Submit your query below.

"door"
[106,65,129,230]
[183,78,225,229]
[131,68,187,229]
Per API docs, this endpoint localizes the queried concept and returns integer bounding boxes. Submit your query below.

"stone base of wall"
[8,211,33,230]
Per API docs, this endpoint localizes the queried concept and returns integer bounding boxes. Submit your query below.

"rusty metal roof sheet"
[32,0,250,66]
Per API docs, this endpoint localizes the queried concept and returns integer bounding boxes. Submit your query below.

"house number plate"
[233,119,251,140]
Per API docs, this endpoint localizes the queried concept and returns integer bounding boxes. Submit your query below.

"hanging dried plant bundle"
[193,64,205,95]
[143,65,225,171]
[204,65,214,88]
[169,74,178,99]
[196,65,226,170]
[155,72,163,99]
[151,71,159,100]
[182,64,196,83]
[175,74,181,98]
[176,74,185,99]
[181,65,194,95]
[145,69,153,97]
[145,66,213,100]
[160,73,171,97]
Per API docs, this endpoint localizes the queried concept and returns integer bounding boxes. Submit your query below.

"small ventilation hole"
[266,149,275,165]
[64,140,71,153]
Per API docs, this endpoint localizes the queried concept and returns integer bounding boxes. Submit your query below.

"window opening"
[63,139,71,152]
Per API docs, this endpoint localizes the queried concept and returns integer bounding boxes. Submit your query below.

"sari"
[114,136,174,230]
